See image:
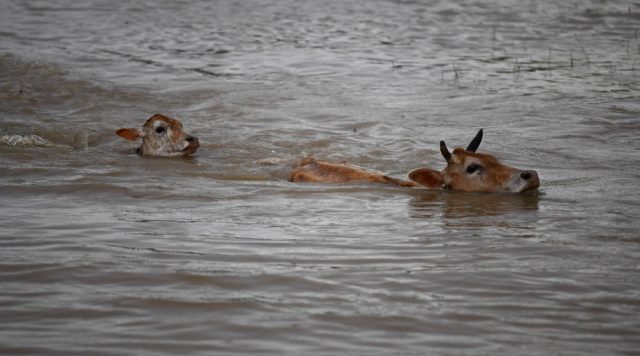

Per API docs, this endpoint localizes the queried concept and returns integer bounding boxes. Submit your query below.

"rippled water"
[1,0,640,355]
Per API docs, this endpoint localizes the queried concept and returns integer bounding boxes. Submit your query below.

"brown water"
[1,1,640,355]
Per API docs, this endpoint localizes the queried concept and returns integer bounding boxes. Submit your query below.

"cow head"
[408,130,539,193]
[116,114,199,157]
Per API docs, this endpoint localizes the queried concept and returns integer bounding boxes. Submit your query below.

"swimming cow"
[290,129,540,193]
[116,115,539,193]
[116,114,199,157]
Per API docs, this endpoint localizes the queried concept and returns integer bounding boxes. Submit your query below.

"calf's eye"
[466,163,481,174]
[155,126,166,134]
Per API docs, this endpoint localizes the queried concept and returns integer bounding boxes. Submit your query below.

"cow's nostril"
[520,172,532,180]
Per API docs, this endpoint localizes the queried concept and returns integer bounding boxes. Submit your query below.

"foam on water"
[0,134,72,149]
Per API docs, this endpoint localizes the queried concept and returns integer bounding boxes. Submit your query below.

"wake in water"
[0,134,73,149]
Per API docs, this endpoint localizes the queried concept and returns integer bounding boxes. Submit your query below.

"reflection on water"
[1,0,640,355]
[409,189,540,219]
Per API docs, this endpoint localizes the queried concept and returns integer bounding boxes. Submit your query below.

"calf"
[116,114,199,156]
[290,130,539,193]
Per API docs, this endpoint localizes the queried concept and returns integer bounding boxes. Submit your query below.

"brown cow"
[116,114,199,157]
[290,130,539,193]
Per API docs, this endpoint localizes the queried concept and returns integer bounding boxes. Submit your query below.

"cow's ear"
[116,128,143,141]
[408,168,444,188]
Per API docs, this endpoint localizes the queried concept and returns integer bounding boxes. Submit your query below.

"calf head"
[408,130,539,193]
[116,114,199,157]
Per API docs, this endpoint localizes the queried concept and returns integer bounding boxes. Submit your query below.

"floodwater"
[1,0,639,354]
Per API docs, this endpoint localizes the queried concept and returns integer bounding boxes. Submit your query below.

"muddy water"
[1,0,639,355]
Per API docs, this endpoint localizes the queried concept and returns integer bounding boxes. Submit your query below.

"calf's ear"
[408,168,444,188]
[116,128,143,141]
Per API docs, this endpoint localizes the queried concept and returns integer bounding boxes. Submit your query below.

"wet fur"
[116,114,199,157]
[289,157,417,187]
[289,130,539,193]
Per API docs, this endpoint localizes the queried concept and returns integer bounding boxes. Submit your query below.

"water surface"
[1,0,639,355]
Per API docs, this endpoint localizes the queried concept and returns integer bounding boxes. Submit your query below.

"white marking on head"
[116,114,199,157]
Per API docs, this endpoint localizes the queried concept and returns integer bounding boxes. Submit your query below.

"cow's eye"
[466,163,481,174]
[155,126,166,134]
